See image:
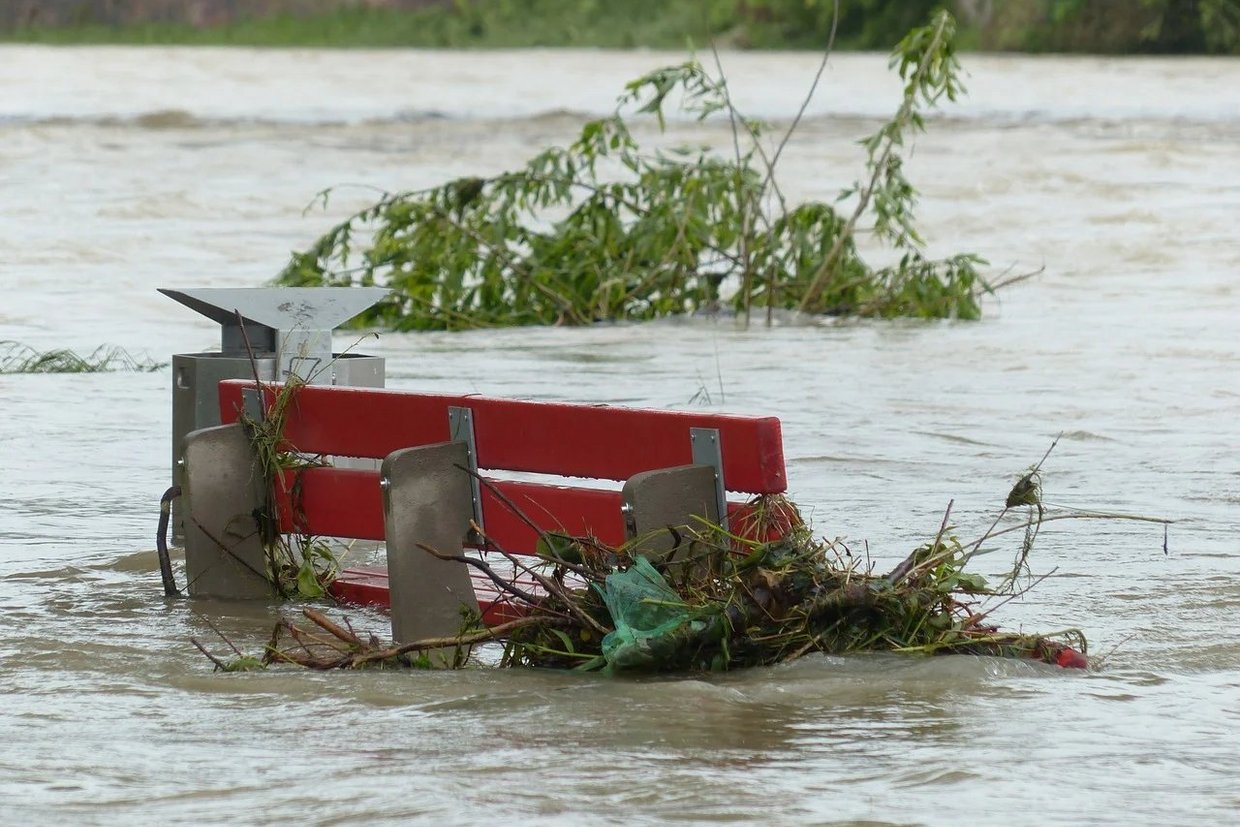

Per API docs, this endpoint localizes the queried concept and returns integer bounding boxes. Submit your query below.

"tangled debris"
[192,445,1168,675]
[315,526,1083,671]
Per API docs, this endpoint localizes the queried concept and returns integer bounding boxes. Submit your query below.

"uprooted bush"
[278,11,1030,331]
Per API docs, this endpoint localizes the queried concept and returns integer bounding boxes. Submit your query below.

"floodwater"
[1,46,1238,825]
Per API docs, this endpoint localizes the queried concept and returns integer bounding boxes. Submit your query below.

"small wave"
[368,108,451,124]
[131,108,200,129]
[1,109,476,131]
[911,430,995,447]
[1060,429,1117,442]
[3,564,91,581]
[98,549,167,574]
[6,105,1240,137]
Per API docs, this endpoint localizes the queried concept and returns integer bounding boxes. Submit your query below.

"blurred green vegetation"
[2,0,941,49]
[3,0,1237,53]
[986,0,1240,54]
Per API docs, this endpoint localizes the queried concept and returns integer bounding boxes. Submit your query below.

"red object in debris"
[1055,647,1089,669]
[728,497,803,543]
[1030,639,1089,670]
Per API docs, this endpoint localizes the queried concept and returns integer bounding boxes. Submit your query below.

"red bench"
[187,379,788,643]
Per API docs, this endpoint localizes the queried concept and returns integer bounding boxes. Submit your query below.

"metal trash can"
[161,287,390,539]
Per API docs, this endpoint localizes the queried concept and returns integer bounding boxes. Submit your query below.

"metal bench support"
[447,405,484,538]
[690,427,728,532]
[381,441,476,662]
[621,464,721,566]
[181,423,270,600]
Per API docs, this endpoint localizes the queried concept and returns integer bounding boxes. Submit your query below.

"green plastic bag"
[598,557,695,671]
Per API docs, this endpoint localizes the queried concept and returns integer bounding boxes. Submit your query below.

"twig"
[987,265,1044,291]
[453,464,594,579]
[275,618,317,659]
[889,499,953,585]
[1031,432,1063,475]
[463,522,611,637]
[284,621,349,656]
[196,613,245,657]
[978,511,1172,545]
[969,567,1058,626]
[234,308,266,391]
[708,42,759,327]
[963,433,1063,560]
[262,622,284,665]
[302,607,363,647]
[416,542,546,607]
[769,0,840,173]
[1090,633,1136,670]
[453,464,542,536]
[186,516,270,587]
[798,11,951,312]
[191,638,231,671]
[350,615,572,667]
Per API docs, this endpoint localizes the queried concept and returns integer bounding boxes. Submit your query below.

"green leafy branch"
[278,10,1003,330]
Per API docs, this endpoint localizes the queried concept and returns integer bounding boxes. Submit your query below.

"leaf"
[296,558,326,599]
[535,533,579,564]
[954,572,989,593]
[549,628,578,656]
[221,656,265,673]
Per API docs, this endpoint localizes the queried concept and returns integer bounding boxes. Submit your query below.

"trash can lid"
[158,287,390,333]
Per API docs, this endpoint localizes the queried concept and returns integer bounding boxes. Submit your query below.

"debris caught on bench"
[455,490,1091,672]
[209,498,1081,673]
[198,468,1167,674]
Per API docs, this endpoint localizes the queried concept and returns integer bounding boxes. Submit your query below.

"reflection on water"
[1,46,1238,826]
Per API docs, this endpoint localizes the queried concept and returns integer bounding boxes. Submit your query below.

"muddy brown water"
[1,47,1238,825]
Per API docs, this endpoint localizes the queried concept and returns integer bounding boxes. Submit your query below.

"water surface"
[1,46,1237,826]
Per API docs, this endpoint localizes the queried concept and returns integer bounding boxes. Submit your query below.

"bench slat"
[273,467,773,553]
[220,380,787,494]
[330,566,528,624]
[274,467,384,541]
[479,479,627,548]
[272,467,630,549]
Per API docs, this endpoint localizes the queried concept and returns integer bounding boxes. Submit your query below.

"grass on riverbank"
[8,0,1236,54]
[0,2,956,50]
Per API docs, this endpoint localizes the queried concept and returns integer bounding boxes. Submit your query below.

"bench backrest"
[217,379,787,552]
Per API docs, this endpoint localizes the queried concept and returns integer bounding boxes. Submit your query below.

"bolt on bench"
[180,378,789,646]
